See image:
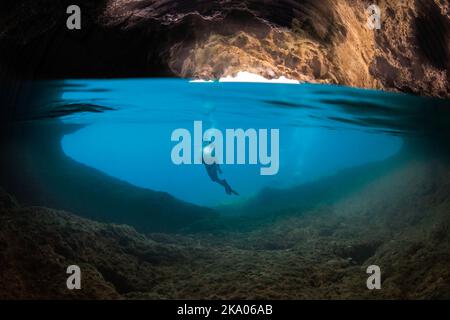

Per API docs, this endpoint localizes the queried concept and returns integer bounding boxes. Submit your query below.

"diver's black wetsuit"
[204,163,238,195]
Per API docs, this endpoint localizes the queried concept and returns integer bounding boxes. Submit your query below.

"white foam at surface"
[190,71,300,84]
[189,79,214,83]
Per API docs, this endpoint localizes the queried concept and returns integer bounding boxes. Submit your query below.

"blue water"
[46,79,412,206]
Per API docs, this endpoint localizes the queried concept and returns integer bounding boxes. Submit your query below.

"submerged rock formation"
[0,123,217,233]
[1,158,449,299]
[0,0,448,102]
[0,197,187,299]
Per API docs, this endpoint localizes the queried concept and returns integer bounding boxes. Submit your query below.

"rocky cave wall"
[0,0,448,103]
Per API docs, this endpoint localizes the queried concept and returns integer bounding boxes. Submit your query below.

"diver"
[202,142,239,196]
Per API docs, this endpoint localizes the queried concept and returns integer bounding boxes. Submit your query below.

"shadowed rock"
[0,0,448,104]
[0,122,217,233]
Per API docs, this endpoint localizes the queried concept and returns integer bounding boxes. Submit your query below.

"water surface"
[49,79,415,206]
